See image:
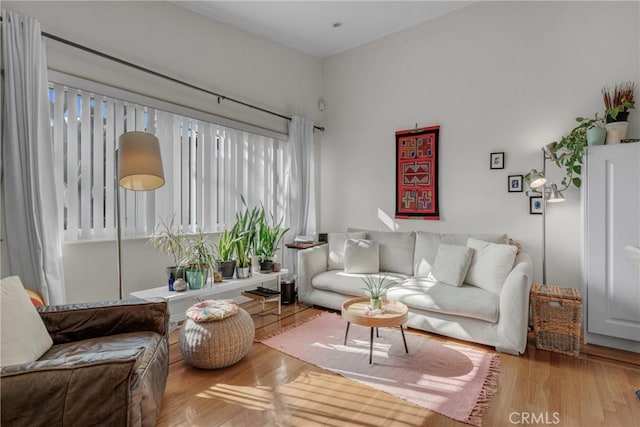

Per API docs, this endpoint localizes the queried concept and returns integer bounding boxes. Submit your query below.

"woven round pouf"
[179,300,255,369]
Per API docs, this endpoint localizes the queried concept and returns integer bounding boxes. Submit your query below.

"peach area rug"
[261,312,500,426]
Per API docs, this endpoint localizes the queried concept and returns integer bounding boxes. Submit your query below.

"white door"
[585,143,640,343]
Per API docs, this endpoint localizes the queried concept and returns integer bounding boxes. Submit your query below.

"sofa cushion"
[186,300,239,322]
[40,331,161,378]
[386,277,500,323]
[466,238,518,295]
[312,270,408,297]
[328,232,367,270]
[0,276,53,367]
[344,239,379,274]
[413,231,508,277]
[365,231,416,275]
[429,244,473,287]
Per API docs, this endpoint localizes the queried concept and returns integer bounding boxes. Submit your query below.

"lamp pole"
[541,148,548,285]
[115,132,165,300]
[115,147,124,299]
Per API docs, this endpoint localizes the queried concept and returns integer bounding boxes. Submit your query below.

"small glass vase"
[370,298,382,310]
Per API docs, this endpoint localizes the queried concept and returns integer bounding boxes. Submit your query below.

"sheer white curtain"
[284,116,317,274]
[1,10,65,304]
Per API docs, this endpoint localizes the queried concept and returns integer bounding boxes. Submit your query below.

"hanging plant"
[549,114,604,189]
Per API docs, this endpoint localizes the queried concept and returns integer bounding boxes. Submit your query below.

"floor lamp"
[116,131,165,299]
[527,142,565,284]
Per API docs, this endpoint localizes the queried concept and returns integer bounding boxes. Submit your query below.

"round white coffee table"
[341,297,409,364]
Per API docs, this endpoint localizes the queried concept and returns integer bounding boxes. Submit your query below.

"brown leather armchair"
[0,299,169,427]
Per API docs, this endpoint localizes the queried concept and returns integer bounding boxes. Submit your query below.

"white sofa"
[297,230,534,355]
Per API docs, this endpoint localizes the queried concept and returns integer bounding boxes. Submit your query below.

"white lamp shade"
[547,184,565,203]
[543,142,557,160]
[528,169,547,189]
[118,131,165,191]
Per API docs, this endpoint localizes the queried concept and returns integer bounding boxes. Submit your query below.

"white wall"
[320,1,640,287]
[2,1,323,302]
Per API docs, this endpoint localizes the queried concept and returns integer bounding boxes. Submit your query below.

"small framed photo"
[530,196,543,215]
[490,152,504,169]
[508,175,523,192]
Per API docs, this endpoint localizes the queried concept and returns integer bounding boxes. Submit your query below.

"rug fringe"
[256,311,333,342]
[466,354,501,427]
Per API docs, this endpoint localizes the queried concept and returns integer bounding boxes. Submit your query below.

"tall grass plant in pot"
[255,207,290,272]
[232,199,260,279]
[216,229,238,279]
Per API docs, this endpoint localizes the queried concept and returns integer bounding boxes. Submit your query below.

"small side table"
[341,297,409,364]
[284,242,327,304]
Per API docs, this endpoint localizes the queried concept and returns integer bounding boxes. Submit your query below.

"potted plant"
[180,231,216,289]
[232,198,260,279]
[255,207,290,272]
[530,114,600,191]
[603,82,635,142]
[360,274,398,310]
[603,81,635,123]
[585,113,606,146]
[148,216,185,291]
[215,229,238,279]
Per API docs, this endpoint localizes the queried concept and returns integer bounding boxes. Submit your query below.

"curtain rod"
[42,31,325,132]
[0,14,323,132]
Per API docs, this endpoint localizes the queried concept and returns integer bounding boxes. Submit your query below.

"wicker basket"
[531,284,582,356]
[179,307,255,369]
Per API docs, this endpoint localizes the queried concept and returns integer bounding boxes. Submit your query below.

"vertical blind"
[49,83,286,241]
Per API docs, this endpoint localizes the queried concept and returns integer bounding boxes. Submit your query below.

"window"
[49,83,286,241]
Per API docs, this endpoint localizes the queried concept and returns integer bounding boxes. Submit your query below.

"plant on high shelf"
[254,206,290,272]
[602,81,635,122]
[360,274,398,311]
[180,230,217,289]
[232,197,260,279]
[525,113,604,191]
[215,229,239,279]
[553,113,610,189]
[148,215,185,291]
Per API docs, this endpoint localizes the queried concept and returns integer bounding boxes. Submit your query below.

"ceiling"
[173,1,475,58]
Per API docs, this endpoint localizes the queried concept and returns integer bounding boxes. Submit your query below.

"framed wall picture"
[490,152,504,169]
[530,196,543,214]
[508,175,523,192]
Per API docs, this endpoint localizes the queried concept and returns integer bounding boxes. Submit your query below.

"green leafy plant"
[180,230,216,271]
[360,274,398,300]
[215,229,238,262]
[232,197,260,268]
[254,207,290,262]
[148,215,185,266]
[552,115,607,189]
[526,114,603,190]
[603,81,635,121]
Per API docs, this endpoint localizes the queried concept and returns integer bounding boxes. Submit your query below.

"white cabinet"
[583,143,640,352]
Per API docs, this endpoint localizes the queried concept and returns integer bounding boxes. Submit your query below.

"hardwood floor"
[157,301,640,427]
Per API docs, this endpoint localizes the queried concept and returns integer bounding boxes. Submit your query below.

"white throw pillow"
[0,276,53,367]
[365,231,415,276]
[413,231,508,277]
[429,244,474,287]
[344,239,380,274]
[465,238,518,295]
[328,232,367,270]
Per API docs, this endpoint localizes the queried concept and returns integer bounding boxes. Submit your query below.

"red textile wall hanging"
[395,125,440,220]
